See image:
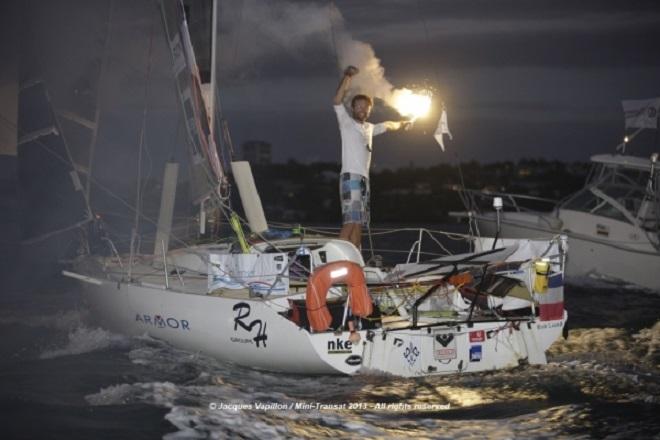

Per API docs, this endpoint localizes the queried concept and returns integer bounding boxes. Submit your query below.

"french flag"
[538,273,564,321]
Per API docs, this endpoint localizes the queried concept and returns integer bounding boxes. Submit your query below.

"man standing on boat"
[334,66,410,248]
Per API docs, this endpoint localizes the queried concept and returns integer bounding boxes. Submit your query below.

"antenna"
[492,197,503,250]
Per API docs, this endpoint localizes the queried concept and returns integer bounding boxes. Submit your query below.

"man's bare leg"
[339,223,362,249]
[339,223,352,242]
[351,225,362,249]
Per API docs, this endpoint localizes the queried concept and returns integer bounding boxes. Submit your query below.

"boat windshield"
[561,187,630,223]
[562,162,659,228]
[598,184,647,217]
[589,164,650,188]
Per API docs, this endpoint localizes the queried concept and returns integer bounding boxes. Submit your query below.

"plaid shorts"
[340,173,370,226]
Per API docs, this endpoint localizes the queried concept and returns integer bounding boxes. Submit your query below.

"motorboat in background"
[457,151,660,291]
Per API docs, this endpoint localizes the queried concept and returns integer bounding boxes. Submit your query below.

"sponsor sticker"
[433,332,457,360]
[135,313,191,331]
[232,302,268,348]
[404,342,420,366]
[469,345,482,362]
[469,330,485,342]
[327,338,353,354]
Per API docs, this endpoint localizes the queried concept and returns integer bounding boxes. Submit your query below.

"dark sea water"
[1,258,659,439]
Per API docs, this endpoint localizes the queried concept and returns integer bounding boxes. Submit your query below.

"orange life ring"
[305,261,373,332]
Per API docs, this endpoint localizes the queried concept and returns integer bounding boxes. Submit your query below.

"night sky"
[8,0,660,178]
[215,0,660,168]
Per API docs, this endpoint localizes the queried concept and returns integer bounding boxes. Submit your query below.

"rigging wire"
[0,113,194,250]
[85,0,115,206]
[3,103,488,262]
[208,2,234,202]
[129,15,156,272]
[214,199,317,277]
[414,0,478,244]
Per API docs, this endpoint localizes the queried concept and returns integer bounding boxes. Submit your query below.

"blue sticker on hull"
[469,345,482,362]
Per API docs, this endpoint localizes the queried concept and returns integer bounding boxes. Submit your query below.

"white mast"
[129,16,156,278]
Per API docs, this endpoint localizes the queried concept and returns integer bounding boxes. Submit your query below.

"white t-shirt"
[334,104,386,178]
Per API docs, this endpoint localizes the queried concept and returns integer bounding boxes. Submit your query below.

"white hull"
[475,213,660,291]
[69,237,567,377]
[77,274,565,377]
[82,279,339,374]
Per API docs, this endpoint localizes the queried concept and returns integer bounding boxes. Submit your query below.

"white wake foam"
[40,326,129,359]
[0,308,88,331]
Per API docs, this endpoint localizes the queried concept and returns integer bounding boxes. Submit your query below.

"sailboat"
[57,0,567,377]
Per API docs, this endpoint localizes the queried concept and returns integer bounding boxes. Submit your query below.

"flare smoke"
[221,0,411,108]
[329,5,397,105]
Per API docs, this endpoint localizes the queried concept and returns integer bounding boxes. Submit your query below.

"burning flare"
[392,89,433,120]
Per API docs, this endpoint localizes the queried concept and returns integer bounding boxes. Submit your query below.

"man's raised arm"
[377,120,413,133]
[334,66,359,105]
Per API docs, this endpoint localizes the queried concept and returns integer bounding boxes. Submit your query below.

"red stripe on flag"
[540,302,564,321]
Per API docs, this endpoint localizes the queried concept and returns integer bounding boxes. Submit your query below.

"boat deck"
[91,257,310,301]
